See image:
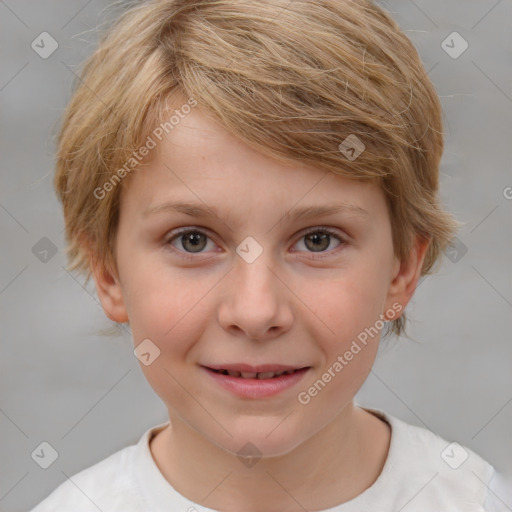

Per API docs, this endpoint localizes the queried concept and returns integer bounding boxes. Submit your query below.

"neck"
[150,403,391,512]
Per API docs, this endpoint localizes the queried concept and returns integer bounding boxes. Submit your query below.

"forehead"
[120,106,387,226]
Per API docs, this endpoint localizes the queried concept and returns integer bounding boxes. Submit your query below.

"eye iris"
[305,232,330,252]
[182,232,207,252]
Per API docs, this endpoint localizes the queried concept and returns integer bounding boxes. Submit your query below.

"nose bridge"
[235,248,278,304]
[218,241,293,339]
[233,233,278,292]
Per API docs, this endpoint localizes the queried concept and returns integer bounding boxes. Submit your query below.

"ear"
[383,235,430,318]
[90,254,129,324]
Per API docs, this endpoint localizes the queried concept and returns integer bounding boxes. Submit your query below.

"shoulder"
[29,443,142,512]
[485,470,512,512]
[366,408,496,511]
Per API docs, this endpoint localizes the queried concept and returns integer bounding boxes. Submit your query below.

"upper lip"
[203,363,308,373]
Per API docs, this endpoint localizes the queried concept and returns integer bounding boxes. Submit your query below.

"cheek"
[296,276,384,413]
[303,266,387,350]
[118,247,211,337]
[125,272,215,413]
[124,267,224,407]
[127,273,213,349]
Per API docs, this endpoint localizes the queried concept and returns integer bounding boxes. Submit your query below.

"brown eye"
[304,231,331,252]
[293,228,344,255]
[181,232,207,252]
[168,230,211,253]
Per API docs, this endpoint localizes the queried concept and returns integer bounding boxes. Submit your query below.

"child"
[31,0,507,510]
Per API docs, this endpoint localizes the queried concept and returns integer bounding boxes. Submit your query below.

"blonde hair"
[54,0,460,337]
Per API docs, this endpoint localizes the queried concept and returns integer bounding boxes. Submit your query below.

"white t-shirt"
[29,408,510,511]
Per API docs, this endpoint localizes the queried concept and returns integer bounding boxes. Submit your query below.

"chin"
[210,418,309,460]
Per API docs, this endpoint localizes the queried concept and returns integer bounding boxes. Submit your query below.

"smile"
[209,368,300,379]
[200,365,311,399]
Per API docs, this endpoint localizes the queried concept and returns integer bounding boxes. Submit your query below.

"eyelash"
[165,226,347,261]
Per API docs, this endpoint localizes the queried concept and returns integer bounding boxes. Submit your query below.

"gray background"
[1,1,511,510]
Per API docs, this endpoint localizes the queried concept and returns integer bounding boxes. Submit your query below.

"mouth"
[200,364,311,399]
[207,368,304,379]
[202,363,310,379]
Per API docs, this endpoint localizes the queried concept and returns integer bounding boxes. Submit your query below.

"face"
[94,104,424,458]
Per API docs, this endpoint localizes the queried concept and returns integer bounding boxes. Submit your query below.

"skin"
[91,103,428,512]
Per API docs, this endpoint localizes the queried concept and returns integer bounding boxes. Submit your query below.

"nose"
[217,253,294,341]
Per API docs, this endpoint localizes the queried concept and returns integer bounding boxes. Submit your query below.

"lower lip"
[201,366,310,399]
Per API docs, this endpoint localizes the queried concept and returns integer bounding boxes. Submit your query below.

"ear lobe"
[384,236,430,315]
[90,255,129,324]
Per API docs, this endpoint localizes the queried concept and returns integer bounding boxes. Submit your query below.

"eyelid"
[299,225,346,239]
[167,225,215,240]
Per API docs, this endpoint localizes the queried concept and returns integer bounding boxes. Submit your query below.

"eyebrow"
[142,200,369,224]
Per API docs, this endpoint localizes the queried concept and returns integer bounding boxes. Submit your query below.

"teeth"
[257,372,276,379]
[240,372,258,379]
[213,368,300,379]
[229,369,297,379]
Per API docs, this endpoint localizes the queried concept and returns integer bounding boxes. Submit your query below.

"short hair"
[54,0,460,337]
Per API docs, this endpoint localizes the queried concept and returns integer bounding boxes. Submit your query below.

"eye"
[165,226,347,260]
[166,228,216,255]
[292,227,345,255]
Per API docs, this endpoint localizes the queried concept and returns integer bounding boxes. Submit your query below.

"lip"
[206,363,303,373]
[200,365,310,399]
